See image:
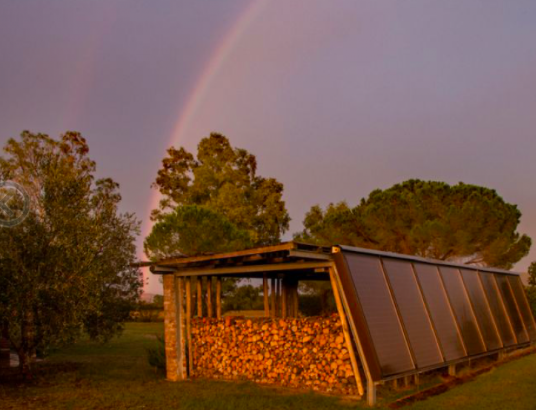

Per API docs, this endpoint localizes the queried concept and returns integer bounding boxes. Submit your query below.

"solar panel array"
[334,247,536,381]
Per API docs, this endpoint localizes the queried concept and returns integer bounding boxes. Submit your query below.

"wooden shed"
[149,242,536,406]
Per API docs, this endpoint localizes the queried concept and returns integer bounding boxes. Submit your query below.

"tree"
[297,179,531,269]
[0,131,141,377]
[151,133,290,250]
[144,205,251,260]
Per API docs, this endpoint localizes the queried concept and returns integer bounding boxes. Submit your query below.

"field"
[1,323,535,410]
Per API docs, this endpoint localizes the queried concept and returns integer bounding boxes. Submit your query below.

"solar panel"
[459,269,502,351]
[478,271,516,347]
[382,259,443,368]
[413,263,466,362]
[495,274,529,344]
[344,253,414,376]
[507,276,536,341]
[334,246,536,381]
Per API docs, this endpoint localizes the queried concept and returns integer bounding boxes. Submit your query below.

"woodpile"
[191,314,358,395]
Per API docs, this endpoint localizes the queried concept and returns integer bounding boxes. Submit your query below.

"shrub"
[146,335,166,373]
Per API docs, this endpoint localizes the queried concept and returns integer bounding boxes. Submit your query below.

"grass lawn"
[1,322,535,410]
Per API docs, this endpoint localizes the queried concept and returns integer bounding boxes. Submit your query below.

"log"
[190,314,359,395]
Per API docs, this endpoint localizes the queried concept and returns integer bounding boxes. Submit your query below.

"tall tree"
[0,131,141,376]
[297,179,531,269]
[150,133,290,254]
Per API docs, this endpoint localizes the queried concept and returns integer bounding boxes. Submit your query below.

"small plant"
[146,335,166,373]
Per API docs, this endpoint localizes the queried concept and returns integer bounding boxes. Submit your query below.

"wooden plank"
[196,277,202,317]
[216,276,222,319]
[329,268,364,396]
[288,250,332,260]
[157,242,298,266]
[270,277,276,318]
[263,273,269,317]
[173,261,333,277]
[207,276,213,318]
[186,277,193,377]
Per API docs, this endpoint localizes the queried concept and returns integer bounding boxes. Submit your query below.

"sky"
[1,1,536,294]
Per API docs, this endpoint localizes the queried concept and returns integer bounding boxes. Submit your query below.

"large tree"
[149,133,290,255]
[297,179,531,269]
[0,131,141,376]
[144,205,251,260]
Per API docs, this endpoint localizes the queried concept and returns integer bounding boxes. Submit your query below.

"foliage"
[146,334,166,373]
[150,133,290,252]
[296,179,531,269]
[222,284,264,312]
[144,205,251,260]
[0,131,141,376]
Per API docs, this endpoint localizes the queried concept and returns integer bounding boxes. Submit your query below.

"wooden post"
[207,276,213,318]
[367,379,376,407]
[270,277,276,318]
[329,269,364,396]
[276,278,281,317]
[186,277,193,377]
[282,279,287,318]
[263,273,269,317]
[197,277,202,317]
[293,282,299,317]
[448,364,456,377]
[177,277,185,379]
[216,276,222,319]
[404,375,411,388]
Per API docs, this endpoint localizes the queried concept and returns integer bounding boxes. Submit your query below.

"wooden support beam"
[177,277,185,379]
[186,277,193,377]
[207,276,213,318]
[173,261,333,277]
[196,277,202,317]
[276,278,281,317]
[329,269,364,396]
[448,364,457,377]
[263,273,269,317]
[216,276,222,319]
[293,282,299,317]
[281,279,287,318]
[367,380,376,407]
[270,277,276,318]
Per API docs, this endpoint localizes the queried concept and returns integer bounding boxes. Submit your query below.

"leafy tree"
[151,133,290,249]
[0,131,141,377]
[297,179,531,269]
[144,205,251,260]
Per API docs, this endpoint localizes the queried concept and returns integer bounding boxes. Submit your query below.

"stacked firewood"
[191,314,357,395]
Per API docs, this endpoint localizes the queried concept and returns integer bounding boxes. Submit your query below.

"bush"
[146,335,166,373]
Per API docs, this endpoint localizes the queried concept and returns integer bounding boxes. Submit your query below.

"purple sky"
[1,1,536,294]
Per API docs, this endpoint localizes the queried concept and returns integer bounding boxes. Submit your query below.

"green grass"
[1,323,535,410]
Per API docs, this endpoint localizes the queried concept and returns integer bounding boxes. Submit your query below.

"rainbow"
[141,0,268,277]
